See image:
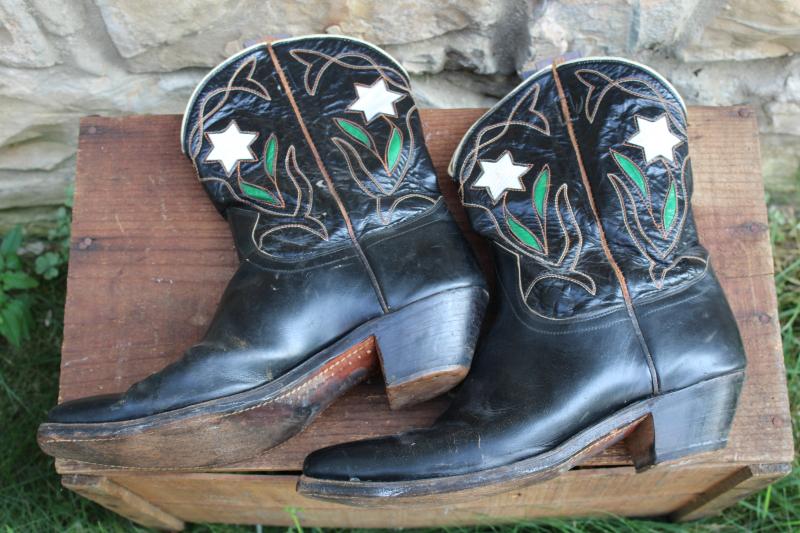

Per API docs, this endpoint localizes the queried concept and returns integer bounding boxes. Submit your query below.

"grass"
[0,205,797,532]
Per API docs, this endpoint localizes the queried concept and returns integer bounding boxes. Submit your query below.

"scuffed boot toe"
[304,436,415,483]
[46,394,126,424]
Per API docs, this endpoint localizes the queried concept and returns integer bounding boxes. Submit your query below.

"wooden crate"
[53,108,793,530]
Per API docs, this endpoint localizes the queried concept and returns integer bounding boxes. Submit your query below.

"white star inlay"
[626,115,683,164]
[472,151,531,203]
[347,78,405,123]
[205,120,258,175]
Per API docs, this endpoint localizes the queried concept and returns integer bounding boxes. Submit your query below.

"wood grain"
[62,474,183,530]
[104,466,749,527]
[54,108,793,526]
[670,463,792,521]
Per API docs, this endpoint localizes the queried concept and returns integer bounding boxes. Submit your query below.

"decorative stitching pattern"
[623,113,684,165]
[467,167,597,315]
[572,67,703,289]
[611,148,680,239]
[331,98,436,224]
[269,43,390,313]
[496,241,599,322]
[502,165,545,254]
[455,81,594,316]
[187,56,271,158]
[289,48,410,96]
[575,69,687,137]
[346,78,405,123]
[237,132,281,207]
[288,47,438,226]
[637,272,710,317]
[607,147,701,288]
[458,83,550,194]
[650,255,708,288]
[187,52,330,256]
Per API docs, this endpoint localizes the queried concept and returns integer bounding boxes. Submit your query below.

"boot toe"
[304,437,404,482]
[46,394,127,424]
[303,424,483,482]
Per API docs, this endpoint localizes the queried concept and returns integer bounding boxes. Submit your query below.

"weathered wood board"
[53,108,793,529]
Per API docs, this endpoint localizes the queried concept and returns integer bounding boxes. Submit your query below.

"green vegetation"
[0,201,797,532]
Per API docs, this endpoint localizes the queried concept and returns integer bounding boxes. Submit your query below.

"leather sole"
[37,286,487,469]
[297,370,744,506]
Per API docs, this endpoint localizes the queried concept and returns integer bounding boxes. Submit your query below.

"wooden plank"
[56,108,792,480]
[106,466,740,527]
[62,474,184,530]
[671,463,793,521]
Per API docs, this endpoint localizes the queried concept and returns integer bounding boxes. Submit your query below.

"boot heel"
[627,371,745,471]
[374,286,487,410]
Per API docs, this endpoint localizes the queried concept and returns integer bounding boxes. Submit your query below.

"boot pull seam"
[267,44,390,313]
[551,61,661,396]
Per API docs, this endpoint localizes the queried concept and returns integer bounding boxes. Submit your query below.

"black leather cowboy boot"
[298,57,746,503]
[38,36,488,469]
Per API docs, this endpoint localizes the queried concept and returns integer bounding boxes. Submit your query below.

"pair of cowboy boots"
[39,36,746,504]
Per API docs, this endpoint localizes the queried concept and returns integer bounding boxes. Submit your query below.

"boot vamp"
[304,281,653,481]
[48,254,382,424]
[303,421,483,482]
[47,394,129,424]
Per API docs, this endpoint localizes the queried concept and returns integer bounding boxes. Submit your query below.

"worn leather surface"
[304,246,652,480]
[636,267,747,392]
[360,200,484,310]
[303,58,747,482]
[47,37,485,424]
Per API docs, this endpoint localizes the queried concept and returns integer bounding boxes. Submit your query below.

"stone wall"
[1,0,798,231]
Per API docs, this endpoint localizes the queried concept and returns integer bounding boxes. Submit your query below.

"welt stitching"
[48,460,207,472]
[41,345,372,444]
[226,344,371,415]
[267,44,389,313]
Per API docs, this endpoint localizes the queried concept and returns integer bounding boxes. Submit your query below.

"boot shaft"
[182,36,440,261]
[450,57,707,319]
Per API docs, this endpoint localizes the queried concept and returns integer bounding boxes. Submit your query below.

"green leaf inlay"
[533,167,549,216]
[336,119,372,148]
[612,151,648,199]
[241,182,278,205]
[663,179,677,231]
[386,126,402,172]
[507,216,542,251]
[265,135,277,178]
